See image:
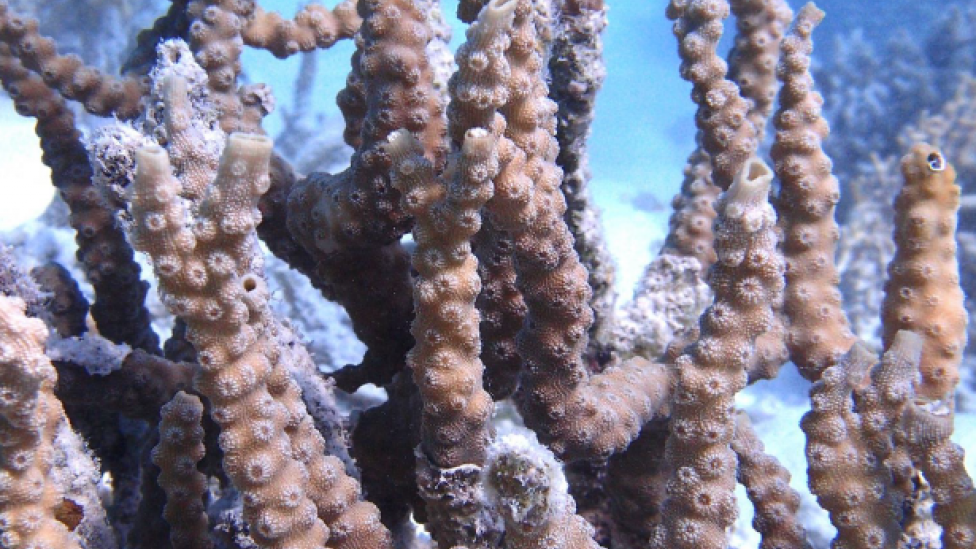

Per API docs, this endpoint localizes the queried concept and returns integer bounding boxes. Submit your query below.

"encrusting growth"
[0,295,82,549]
[772,3,855,381]
[549,0,617,353]
[483,434,599,549]
[882,144,968,401]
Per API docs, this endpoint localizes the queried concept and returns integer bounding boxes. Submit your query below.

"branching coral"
[0,295,82,549]
[0,1,973,549]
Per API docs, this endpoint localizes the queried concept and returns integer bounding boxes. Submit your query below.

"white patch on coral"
[47,333,130,376]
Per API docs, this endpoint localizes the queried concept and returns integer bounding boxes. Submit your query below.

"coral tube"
[655,157,782,549]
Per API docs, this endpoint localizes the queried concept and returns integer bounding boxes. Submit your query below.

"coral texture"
[883,145,968,400]
[0,2,974,549]
[771,3,855,380]
[0,295,81,549]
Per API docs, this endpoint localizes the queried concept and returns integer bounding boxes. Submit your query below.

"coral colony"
[0,0,974,548]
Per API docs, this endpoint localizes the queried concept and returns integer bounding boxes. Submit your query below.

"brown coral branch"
[281,0,448,398]
[549,0,616,354]
[243,0,361,59]
[662,0,788,273]
[53,350,194,423]
[389,128,496,470]
[661,147,722,270]
[0,2,146,118]
[287,0,448,254]
[0,295,83,549]
[732,411,809,549]
[899,398,976,549]
[131,136,331,548]
[0,45,160,354]
[491,1,666,462]
[30,262,88,339]
[772,3,855,382]
[667,0,760,191]
[882,144,967,400]
[728,0,792,142]
[152,391,213,549]
[257,157,414,393]
[606,421,670,549]
[800,341,907,549]
[654,158,783,549]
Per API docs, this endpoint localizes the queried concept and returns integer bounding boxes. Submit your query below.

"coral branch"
[899,399,976,549]
[243,0,360,59]
[667,0,760,190]
[0,2,146,118]
[389,128,496,469]
[549,0,616,352]
[801,342,906,549]
[728,0,792,141]
[491,1,666,462]
[131,136,331,548]
[152,391,212,549]
[0,45,159,354]
[655,157,782,549]
[883,144,968,400]
[0,295,82,549]
[732,411,809,549]
[772,3,855,381]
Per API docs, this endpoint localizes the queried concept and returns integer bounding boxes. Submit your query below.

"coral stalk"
[772,3,855,381]
[388,128,496,469]
[131,136,330,548]
[655,158,783,549]
[800,340,910,549]
[899,399,976,549]
[882,144,968,400]
[0,295,82,549]
[732,411,809,549]
[0,2,145,118]
[0,44,159,354]
[152,391,212,549]
[667,0,760,191]
[492,0,666,462]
